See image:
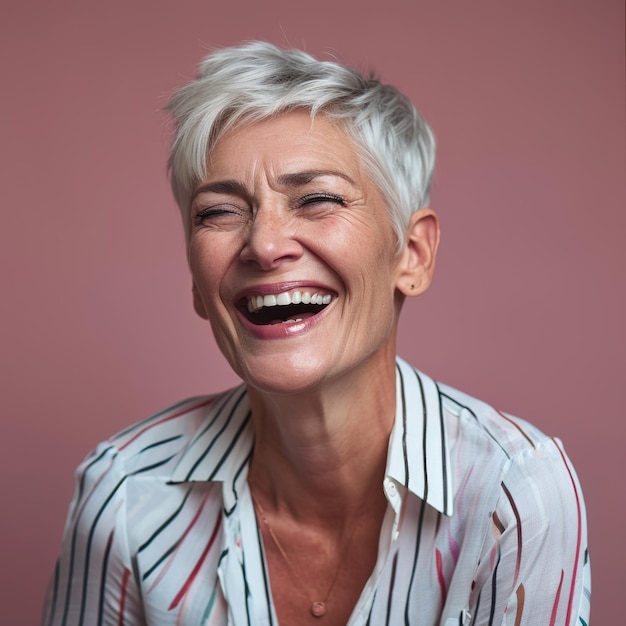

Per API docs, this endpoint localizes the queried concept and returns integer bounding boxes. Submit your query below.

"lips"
[235,286,335,326]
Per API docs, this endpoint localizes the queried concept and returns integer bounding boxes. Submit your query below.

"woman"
[42,42,590,626]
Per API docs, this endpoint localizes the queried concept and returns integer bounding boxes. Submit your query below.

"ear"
[395,208,440,297]
[192,281,210,320]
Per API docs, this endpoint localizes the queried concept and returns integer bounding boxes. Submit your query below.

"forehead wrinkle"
[275,169,357,188]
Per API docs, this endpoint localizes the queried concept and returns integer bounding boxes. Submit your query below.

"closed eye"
[193,204,246,226]
[297,193,347,208]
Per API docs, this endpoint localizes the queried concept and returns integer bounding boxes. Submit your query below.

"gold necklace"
[252,495,353,618]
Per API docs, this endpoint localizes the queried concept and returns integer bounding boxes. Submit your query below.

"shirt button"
[384,479,397,499]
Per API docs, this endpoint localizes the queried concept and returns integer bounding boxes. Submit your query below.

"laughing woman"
[42,42,590,626]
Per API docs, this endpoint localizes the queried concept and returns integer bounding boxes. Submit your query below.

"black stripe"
[218,547,229,566]
[140,484,222,582]
[60,454,120,625]
[413,369,429,506]
[487,545,502,626]
[404,498,427,624]
[130,453,177,475]
[255,514,275,626]
[138,487,193,553]
[186,388,247,480]
[97,529,115,626]
[440,392,510,459]
[142,540,178,580]
[434,382,449,515]
[76,477,127,626]
[365,589,377,626]
[74,446,114,518]
[187,389,237,443]
[385,552,398,626]
[113,397,200,439]
[240,551,253,626]
[473,590,482,625]
[227,447,254,512]
[396,363,410,487]
[209,412,252,481]
[138,434,183,454]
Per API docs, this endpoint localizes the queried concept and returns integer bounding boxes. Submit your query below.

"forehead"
[205,110,363,182]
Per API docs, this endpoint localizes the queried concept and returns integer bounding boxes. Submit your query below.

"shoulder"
[437,380,558,461]
[399,358,585,516]
[43,390,246,625]
[397,357,557,460]
[435,379,586,535]
[76,386,247,486]
[60,386,249,559]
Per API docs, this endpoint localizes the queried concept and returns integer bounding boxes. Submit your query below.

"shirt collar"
[169,357,453,516]
[169,385,254,510]
[386,357,454,516]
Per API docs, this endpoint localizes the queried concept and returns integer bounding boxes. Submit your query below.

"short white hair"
[165,41,435,246]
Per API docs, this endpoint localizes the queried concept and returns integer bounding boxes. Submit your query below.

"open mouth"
[237,289,334,326]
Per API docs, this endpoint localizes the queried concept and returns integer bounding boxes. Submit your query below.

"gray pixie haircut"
[165,41,435,246]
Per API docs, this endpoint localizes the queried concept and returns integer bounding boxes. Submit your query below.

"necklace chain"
[252,494,352,619]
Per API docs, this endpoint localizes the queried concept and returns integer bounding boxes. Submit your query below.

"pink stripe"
[435,548,447,605]
[549,569,564,626]
[118,397,214,451]
[169,514,223,609]
[147,489,213,592]
[552,438,582,625]
[497,411,536,449]
[118,568,131,626]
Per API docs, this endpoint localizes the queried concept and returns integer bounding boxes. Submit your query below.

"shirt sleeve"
[471,438,591,626]
[41,443,145,626]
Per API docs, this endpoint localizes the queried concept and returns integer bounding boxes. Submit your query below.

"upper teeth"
[247,291,332,312]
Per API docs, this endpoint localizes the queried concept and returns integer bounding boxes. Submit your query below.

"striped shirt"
[42,358,591,625]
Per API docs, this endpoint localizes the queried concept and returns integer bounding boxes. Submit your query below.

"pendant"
[311,601,326,617]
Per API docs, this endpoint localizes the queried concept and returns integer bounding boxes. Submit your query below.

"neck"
[247,352,396,526]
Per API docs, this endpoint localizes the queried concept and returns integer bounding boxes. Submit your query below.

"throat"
[250,482,388,626]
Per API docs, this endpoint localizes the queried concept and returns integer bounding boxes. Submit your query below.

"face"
[188,111,414,395]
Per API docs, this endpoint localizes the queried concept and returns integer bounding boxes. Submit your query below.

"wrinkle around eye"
[297,192,347,207]
[192,203,249,227]
[290,193,349,220]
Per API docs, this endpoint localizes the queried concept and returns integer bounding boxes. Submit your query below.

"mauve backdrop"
[1,1,623,624]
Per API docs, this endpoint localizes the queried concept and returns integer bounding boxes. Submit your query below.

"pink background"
[1,1,623,624]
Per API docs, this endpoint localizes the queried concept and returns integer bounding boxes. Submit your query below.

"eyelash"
[192,193,346,226]
[193,206,240,224]
[297,193,346,208]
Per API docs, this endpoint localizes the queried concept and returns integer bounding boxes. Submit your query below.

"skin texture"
[187,110,440,624]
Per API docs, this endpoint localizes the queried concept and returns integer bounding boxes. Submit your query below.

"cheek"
[188,239,230,296]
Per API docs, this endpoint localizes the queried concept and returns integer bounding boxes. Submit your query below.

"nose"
[239,207,303,270]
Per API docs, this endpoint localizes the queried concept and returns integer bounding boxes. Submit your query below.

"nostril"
[239,219,303,268]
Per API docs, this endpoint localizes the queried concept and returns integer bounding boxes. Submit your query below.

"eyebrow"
[192,180,248,200]
[191,169,355,200]
[275,169,356,187]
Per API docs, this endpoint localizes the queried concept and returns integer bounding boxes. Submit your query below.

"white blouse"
[42,358,591,625]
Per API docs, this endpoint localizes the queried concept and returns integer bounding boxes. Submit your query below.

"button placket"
[383,478,402,540]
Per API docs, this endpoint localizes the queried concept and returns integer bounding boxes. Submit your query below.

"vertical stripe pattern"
[41,358,590,625]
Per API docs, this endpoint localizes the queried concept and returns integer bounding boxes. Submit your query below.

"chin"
[247,366,325,396]
[229,351,330,396]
